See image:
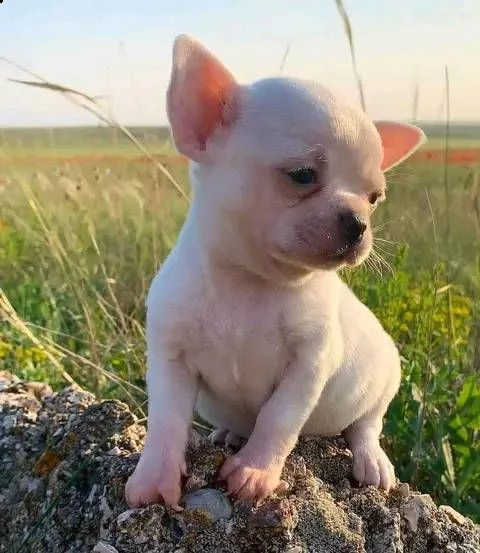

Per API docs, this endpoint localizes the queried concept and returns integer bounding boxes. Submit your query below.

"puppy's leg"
[219,347,329,502]
[344,353,400,491]
[343,408,395,491]
[125,355,198,509]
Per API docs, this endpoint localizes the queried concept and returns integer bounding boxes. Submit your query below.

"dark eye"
[286,167,317,187]
[369,191,382,205]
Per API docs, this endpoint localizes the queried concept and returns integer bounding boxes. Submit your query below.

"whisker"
[373,219,397,231]
[374,237,398,245]
[371,248,394,275]
[386,167,418,178]
[365,252,383,278]
[374,251,388,275]
[369,256,386,279]
[373,242,397,257]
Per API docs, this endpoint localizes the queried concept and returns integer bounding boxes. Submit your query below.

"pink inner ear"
[375,122,425,171]
[167,36,238,161]
[192,56,237,148]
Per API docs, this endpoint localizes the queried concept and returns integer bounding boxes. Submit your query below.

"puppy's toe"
[225,431,242,449]
[352,445,395,491]
[209,428,228,445]
[209,428,243,449]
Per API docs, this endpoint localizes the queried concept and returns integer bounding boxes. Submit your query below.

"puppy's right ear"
[167,34,239,162]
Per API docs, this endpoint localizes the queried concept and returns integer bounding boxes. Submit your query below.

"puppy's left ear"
[375,122,426,172]
[167,34,240,163]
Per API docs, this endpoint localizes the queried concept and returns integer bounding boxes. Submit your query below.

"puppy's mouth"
[328,239,370,266]
[329,243,352,260]
[329,242,360,261]
[271,239,370,273]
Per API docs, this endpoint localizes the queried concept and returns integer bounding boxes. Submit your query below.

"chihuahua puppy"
[125,35,425,508]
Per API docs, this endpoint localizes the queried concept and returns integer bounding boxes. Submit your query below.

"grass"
[1,124,479,522]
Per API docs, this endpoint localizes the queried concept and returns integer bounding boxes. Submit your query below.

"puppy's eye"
[286,167,317,187]
[369,191,382,205]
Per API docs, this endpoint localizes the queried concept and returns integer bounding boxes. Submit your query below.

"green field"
[1,123,479,521]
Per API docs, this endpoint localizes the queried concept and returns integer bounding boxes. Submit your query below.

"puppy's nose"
[339,211,367,244]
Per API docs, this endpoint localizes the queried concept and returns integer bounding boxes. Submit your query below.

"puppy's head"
[167,35,425,279]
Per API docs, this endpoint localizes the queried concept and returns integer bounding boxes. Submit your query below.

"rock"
[0,371,20,391]
[182,488,233,523]
[1,372,479,553]
[440,505,468,526]
[401,494,436,532]
[248,498,298,535]
[364,505,402,553]
[397,482,410,499]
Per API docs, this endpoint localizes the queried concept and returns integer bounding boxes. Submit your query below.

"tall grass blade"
[334,0,366,112]
[1,57,190,203]
[279,43,291,73]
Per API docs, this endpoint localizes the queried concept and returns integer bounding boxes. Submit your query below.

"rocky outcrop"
[1,372,479,553]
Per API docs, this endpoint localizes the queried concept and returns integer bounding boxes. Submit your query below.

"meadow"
[0,122,479,523]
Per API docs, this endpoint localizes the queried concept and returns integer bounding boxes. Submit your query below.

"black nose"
[339,211,367,244]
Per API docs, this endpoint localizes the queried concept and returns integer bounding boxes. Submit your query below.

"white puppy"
[125,35,425,508]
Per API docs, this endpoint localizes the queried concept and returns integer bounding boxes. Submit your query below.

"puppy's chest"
[184,294,288,400]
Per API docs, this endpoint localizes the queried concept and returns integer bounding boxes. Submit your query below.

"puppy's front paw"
[351,444,395,491]
[218,453,287,502]
[125,449,186,509]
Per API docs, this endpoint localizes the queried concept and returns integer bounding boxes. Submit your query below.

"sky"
[0,0,479,127]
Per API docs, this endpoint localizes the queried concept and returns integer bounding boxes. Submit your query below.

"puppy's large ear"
[375,122,426,172]
[167,34,239,162]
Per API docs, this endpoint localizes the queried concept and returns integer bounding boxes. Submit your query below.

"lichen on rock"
[1,373,479,553]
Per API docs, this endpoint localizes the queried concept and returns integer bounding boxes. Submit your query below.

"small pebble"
[116,508,143,525]
[92,541,119,553]
[182,488,233,522]
[398,483,410,499]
